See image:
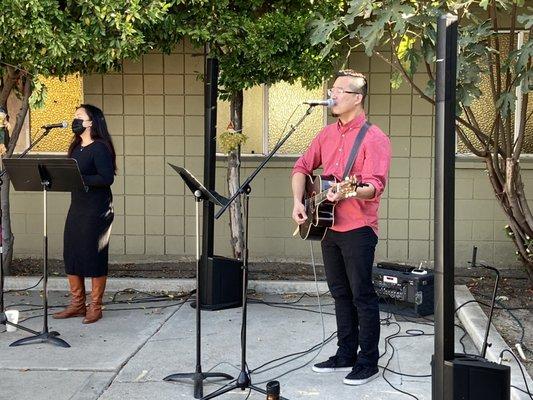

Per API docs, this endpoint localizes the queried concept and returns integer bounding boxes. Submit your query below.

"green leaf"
[495,92,516,119]
[309,17,339,46]
[517,10,533,29]
[390,70,403,90]
[343,0,373,26]
[479,0,490,10]
[29,80,47,109]
[423,79,435,99]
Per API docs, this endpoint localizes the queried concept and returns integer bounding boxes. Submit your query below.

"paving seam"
[94,295,191,397]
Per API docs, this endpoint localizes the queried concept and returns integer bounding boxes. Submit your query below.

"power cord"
[253,241,329,385]
[498,349,533,399]
[4,276,44,293]
[9,290,195,324]
[7,272,528,399]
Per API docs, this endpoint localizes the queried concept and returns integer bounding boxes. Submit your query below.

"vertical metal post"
[202,46,218,260]
[42,184,49,333]
[433,13,458,400]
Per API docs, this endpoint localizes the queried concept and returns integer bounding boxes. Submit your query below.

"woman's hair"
[68,104,117,173]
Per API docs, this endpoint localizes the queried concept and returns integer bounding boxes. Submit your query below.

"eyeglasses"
[327,88,360,97]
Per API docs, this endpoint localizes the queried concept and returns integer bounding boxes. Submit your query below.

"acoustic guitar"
[298,175,367,241]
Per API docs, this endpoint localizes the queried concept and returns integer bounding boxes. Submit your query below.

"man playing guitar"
[291,70,391,386]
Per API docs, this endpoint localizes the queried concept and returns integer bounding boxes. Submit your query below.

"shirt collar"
[336,111,366,132]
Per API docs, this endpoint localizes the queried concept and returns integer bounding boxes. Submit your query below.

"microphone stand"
[470,246,500,359]
[202,104,317,400]
[0,127,57,336]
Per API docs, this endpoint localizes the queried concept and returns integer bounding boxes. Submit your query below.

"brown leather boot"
[53,275,86,319]
[83,276,106,324]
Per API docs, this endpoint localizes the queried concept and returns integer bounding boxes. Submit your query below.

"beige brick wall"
[9,42,529,269]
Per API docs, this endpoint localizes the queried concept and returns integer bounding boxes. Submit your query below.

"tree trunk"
[484,156,533,282]
[228,90,244,259]
[0,73,32,274]
[1,175,13,274]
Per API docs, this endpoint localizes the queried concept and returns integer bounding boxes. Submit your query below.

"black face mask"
[72,118,86,135]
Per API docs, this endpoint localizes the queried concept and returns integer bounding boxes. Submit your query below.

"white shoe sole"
[312,366,353,373]
[343,371,380,385]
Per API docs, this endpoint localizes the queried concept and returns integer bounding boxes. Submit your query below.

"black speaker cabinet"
[432,354,510,399]
[199,255,243,311]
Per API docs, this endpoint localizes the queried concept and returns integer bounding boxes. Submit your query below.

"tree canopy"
[151,0,343,98]
[311,0,533,276]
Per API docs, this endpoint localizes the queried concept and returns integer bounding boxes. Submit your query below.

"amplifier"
[372,262,434,317]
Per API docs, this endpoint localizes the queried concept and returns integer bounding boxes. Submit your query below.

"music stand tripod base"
[10,331,70,348]
[164,371,234,399]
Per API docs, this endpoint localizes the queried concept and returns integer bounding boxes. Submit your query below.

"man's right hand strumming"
[292,201,307,225]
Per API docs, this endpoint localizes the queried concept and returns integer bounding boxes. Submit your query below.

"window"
[26,74,84,153]
[217,80,327,156]
[457,31,532,154]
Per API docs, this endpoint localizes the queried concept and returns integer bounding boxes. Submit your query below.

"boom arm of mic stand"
[215,105,316,219]
[18,127,53,159]
[0,127,53,184]
[479,263,500,359]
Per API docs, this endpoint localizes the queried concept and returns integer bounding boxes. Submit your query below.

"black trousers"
[321,226,380,367]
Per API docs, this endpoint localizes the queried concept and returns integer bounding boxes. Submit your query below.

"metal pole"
[433,13,458,400]
[202,45,218,260]
[43,184,49,333]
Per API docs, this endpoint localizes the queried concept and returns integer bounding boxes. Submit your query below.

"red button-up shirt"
[292,112,391,234]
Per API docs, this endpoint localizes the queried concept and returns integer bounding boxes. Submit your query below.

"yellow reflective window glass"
[217,80,326,156]
[30,74,84,152]
[268,80,325,155]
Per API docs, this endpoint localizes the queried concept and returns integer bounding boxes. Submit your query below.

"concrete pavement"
[0,281,529,399]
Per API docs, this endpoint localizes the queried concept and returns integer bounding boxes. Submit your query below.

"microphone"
[303,99,336,107]
[41,121,68,130]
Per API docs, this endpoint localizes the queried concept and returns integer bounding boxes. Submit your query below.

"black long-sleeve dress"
[64,140,114,277]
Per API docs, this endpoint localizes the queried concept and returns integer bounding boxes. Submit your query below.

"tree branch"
[525,109,533,125]
[0,67,18,107]
[375,50,435,106]
[490,1,502,97]
[462,105,491,150]
[513,42,531,159]
[424,60,434,83]
[456,124,487,157]
[515,171,533,237]
[6,74,31,157]
[484,155,504,198]
[386,42,506,154]
[504,2,517,155]
[513,91,528,159]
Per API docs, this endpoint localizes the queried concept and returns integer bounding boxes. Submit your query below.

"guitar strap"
[342,121,371,179]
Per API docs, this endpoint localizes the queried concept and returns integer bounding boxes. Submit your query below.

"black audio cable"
[499,349,533,399]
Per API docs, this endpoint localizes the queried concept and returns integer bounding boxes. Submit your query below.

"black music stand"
[3,158,86,348]
[0,125,64,339]
[163,164,233,398]
[202,107,317,400]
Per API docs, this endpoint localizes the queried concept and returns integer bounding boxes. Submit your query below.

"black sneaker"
[343,364,380,385]
[312,356,355,373]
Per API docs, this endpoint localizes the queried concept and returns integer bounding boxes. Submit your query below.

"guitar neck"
[313,189,329,205]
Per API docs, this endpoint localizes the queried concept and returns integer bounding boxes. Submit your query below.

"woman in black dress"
[54,104,116,324]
